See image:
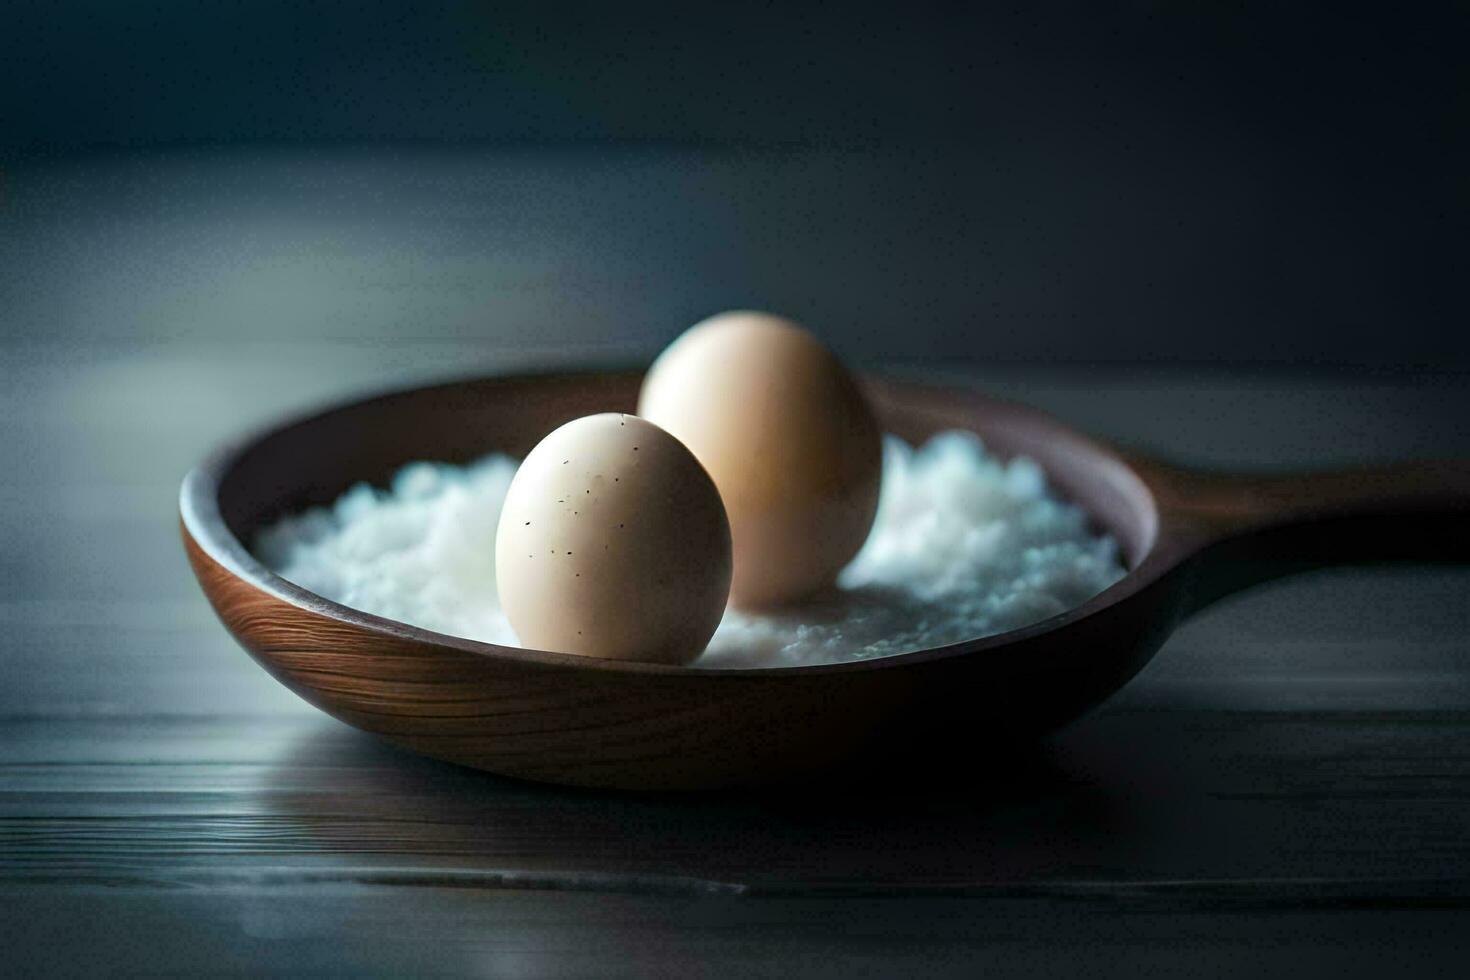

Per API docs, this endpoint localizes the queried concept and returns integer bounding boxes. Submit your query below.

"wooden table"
[4,335,1469,975]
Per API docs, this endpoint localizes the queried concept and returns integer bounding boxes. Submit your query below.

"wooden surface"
[3,337,1470,975]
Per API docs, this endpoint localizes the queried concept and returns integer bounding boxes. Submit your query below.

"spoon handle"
[1147,459,1470,614]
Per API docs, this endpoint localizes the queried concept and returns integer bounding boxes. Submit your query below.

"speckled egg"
[494,413,731,665]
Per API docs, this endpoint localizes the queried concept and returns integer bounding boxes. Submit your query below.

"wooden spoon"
[180,371,1470,790]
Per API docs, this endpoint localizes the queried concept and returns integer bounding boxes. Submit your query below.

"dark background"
[3,0,1466,368]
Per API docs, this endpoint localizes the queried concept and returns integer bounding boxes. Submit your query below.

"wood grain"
[9,705,1470,977]
[180,372,1470,789]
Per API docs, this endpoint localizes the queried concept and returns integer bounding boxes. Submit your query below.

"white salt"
[254,432,1126,668]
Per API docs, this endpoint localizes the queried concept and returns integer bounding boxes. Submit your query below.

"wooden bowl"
[181,371,1470,790]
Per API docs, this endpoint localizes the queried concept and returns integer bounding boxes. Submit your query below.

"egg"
[495,413,731,665]
[638,311,882,608]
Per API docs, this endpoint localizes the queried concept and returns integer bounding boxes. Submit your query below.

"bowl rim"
[180,368,1172,679]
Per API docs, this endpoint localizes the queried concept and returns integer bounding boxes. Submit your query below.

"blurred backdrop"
[3,1,1466,369]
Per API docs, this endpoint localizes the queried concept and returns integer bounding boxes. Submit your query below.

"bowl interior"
[214,371,1158,606]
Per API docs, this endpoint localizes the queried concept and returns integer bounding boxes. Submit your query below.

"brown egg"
[495,414,731,665]
[638,311,882,608]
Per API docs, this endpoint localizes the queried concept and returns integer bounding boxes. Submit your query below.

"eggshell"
[638,311,882,607]
[495,413,731,665]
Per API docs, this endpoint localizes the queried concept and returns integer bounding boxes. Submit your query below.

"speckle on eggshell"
[489,413,731,665]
